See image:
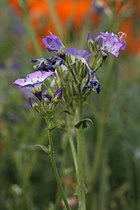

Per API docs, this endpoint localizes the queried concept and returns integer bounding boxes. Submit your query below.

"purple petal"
[14,78,27,86]
[87,32,95,42]
[42,32,65,53]
[119,39,126,50]
[97,31,126,57]
[66,48,92,62]
[66,48,78,56]
[54,88,62,99]
[14,71,55,87]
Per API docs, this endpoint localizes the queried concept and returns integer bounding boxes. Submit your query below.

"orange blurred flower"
[103,0,140,54]
[8,0,92,32]
[8,0,140,54]
[8,0,95,52]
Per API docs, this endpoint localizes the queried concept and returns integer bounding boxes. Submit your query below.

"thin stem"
[20,0,42,57]
[67,119,78,176]
[47,120,71,210]
[76,89,86,210]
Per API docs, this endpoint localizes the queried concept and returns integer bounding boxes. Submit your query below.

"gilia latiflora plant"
[14,31,126,210]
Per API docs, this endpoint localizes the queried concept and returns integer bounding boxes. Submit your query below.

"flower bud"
[87,33,98,55]
[53,88,62,102]
[29,98,39,109]
[42,32,65,55]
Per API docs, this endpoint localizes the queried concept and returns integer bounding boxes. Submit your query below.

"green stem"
[47,120,71,210]
[67,119,78,176]
[76,91,86,210]
[46,0,64,37]
[20,0,42,57]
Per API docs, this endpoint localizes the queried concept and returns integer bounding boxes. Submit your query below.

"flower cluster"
[14,31,126,117]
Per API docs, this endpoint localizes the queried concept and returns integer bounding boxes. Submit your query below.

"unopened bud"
[29,98,38,108]
[87,33,98,55]
[54,88,62,100]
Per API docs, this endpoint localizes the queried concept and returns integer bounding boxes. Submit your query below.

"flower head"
[66,48,92,62]
[96,32,126,57]
[14,71,55,100]
[83,75,100,94]
[31,56,63,72]
[31,58,53,71]
[42,32,65,54]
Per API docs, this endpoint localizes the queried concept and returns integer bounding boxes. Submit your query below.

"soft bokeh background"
[0,0,140,210]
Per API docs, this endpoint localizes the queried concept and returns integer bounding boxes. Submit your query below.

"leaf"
[75,118,93,129]
[61,110,74,116]
[35,144,50,154]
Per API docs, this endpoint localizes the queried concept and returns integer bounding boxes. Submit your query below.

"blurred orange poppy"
[8,0,93,32]
[8,0,140,54]
[102,0,140,54]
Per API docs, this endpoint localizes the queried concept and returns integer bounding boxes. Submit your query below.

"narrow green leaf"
[75,118,93,129]
[35,144,50,154]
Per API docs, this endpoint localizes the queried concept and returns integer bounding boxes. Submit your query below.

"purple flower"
[31,56,63,72]
[66,48,92,62]
[14,71,55,100]
[31,58,53,71]
[87,32,95,43]
[83,76,100,94]
[95,32,126,57]
[42,32,65,54]
[47,56,63,69]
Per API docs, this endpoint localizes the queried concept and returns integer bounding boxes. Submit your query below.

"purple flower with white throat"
[66,48,92,62]
[14,71,55,100]
[95,32,126,57]
[42,32,65,54]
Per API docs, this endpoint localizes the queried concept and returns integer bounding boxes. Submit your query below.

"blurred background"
[0,0,140,210]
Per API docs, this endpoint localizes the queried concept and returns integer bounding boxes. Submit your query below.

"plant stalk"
[20,0,42,57]
[76,91,86,210]
[47,120,71,210]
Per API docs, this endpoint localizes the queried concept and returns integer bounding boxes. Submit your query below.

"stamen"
[118,32,127,39]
